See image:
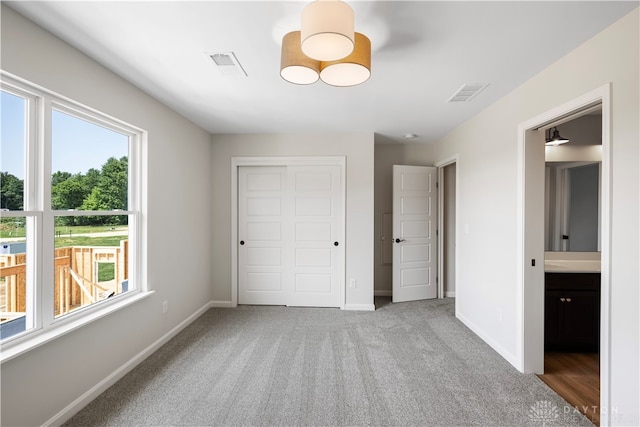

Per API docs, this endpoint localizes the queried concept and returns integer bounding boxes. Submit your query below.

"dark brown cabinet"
[545,273,600,352]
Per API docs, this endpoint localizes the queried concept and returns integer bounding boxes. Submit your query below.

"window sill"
[0,290,154,364]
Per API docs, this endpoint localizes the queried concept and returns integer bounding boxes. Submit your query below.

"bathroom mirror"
[544,112,602,252]
[545,161,600,251]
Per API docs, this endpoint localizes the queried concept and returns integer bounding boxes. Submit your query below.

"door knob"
[240,240,245,245]
[395,238,406,243]
[334,241,339,246]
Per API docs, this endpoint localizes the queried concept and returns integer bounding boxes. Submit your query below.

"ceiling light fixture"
[320,32,371,86]
[280,0,370,87]
[280,31,320,85]
[545,127,570,146]
[301,0,354,61]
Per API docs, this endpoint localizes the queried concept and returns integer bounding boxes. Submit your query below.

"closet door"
[289,165,342,307]
[238,166,290,305]
[238,164,343,307]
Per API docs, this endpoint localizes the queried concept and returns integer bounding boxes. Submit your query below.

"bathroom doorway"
[539,110,603,425]
[517,84,611,425]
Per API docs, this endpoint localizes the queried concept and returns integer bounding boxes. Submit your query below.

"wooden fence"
[0,240,128,321]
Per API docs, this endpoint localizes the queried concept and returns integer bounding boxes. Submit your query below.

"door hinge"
[436,229,439,237]
[436,181,439,189]
[436,275,439,284]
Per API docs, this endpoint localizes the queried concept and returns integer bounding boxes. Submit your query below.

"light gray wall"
[433,8,639,424]
[373,141,435,294]
[1,6,213,426]
[211,133,375,309]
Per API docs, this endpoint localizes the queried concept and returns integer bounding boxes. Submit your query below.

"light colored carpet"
[64,298,592,426]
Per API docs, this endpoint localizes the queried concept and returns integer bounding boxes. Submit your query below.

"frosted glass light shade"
[320,32,370,87]
[280,31,320,85]
[301,0,354,61]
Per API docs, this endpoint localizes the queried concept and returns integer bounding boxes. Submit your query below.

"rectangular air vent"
[208,52,248,77]
[447,83,489,103]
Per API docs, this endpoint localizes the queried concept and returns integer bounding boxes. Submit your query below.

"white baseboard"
[343,303,376,311]
[445,291,456,298]
[210,300,235,308]
[456,311,519,369]
[44,301,213,427]
[374,290,392,296]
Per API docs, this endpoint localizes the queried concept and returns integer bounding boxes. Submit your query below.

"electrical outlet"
[162,300,168,314]
[349,278,357,288]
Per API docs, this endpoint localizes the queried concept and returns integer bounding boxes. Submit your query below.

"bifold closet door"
[238,165,343,307]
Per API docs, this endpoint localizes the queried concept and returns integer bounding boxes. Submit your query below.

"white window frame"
[0,72,150,363]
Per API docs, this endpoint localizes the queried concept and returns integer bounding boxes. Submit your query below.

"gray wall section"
[568,163,599,251]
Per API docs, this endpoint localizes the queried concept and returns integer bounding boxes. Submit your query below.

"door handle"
[395,238,406,243]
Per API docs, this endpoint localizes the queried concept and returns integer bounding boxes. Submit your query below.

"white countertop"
[544,252,601,273]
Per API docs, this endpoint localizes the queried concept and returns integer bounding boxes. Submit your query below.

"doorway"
[539,111,603,425]
[518,85,611,424]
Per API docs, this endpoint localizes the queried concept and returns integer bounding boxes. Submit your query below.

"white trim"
[42,300,212,427]
[516,84,611,423]
[457,311,519,368]
[210,300,234,308]
[434,154,459,168]
[444,291,456,298]
[231,156,346,309]
[343,303,376,311]
[374,290,392,297]
[0,72,148,359]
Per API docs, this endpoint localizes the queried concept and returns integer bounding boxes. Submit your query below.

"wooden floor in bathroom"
[538,352,600,426]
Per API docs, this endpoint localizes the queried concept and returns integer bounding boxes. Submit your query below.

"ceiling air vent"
[447,83,489,103]
[209,52,248,77]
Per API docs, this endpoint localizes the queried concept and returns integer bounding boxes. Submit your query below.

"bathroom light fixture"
[301,0,354,61]
[545,127,570,146]
[280,0,370,87]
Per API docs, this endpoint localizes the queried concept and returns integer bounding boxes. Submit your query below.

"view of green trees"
[1,156,128,226]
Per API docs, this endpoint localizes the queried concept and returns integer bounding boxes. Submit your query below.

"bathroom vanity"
[544,252,601,352]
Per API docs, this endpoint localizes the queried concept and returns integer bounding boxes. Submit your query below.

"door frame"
[435,155,459,309]
[231,156,346,308]
[516,85,611,418]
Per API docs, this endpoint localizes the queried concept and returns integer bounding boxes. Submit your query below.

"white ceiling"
[7,1,638,144]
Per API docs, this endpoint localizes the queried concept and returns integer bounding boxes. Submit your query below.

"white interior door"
[392,165,438,303]
[238,166,289,305]
[289,165,342,307]
[238,165,343,307]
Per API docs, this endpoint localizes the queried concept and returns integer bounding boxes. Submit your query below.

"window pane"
[53,215,130,318]
[51,110,128,211]
[1,91,26,211]
[0,216,33,340]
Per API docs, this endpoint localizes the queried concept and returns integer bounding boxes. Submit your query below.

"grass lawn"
[55,235,127,248]
[2,223,127,247]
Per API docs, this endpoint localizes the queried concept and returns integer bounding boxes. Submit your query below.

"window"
[0,73,145,349]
